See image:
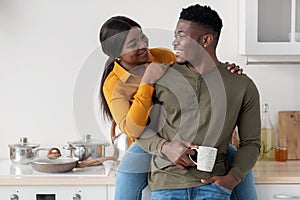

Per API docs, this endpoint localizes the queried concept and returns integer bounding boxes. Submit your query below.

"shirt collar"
[112,51,154,83]
[113,61,131,83]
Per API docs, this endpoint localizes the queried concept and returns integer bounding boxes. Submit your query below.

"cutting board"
[278,111,300,159]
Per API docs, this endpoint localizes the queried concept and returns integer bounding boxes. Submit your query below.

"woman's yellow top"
[103,48,175,144]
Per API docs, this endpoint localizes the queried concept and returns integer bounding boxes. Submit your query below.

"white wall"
[1,0,300,159]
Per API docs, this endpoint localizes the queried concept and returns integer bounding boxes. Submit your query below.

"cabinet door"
[256,184,300,199]
[107,185,114,200]
[0,185,107,199]
[239,0,300,55]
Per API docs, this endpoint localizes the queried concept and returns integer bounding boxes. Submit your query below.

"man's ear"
[202,33,214,48]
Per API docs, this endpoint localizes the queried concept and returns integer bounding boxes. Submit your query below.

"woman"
[99,16,257,200]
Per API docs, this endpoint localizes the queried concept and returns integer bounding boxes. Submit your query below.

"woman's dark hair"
[99,16,141,121]
[180,4,223,46]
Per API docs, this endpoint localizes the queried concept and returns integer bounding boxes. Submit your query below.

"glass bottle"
[259,103,275,160]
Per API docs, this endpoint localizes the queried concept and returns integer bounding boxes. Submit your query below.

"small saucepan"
[8,137,48,165]
[63,134,110,162]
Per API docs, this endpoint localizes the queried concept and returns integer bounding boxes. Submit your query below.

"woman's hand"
[225,62,244,74]
[141,62,170,86]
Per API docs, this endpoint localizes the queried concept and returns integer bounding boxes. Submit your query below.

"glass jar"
[274,147,288,162]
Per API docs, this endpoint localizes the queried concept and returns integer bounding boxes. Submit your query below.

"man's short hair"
[180,4,223,40]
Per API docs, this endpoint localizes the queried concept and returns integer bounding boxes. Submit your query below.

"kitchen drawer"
[256,184,300,200]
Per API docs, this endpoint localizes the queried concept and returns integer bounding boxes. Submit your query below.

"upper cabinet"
[239,0,300,55]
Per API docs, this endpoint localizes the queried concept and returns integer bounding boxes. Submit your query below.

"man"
[136,4,261,200]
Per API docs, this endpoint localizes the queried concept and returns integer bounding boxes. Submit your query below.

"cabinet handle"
[274,194,300,199]
[246,61,300,65]
[10,194,19,200]
[73,193,81,200]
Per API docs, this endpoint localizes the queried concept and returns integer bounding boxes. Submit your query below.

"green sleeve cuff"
[228,167,246,183]
[156,139,168,157]
[136,131,168,157]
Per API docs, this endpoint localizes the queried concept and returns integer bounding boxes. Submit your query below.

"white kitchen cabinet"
[0,185,107,200]
[256,184,300,200]
[239,0,300,55]
[107,185,114,200]
[0,159,115,200]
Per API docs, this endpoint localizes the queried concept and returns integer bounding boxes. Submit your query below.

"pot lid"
[68,134,109,147]
[8,137,40,149]
[31,156,79,165]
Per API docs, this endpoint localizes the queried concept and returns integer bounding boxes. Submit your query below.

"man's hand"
[161,141,196,170]
[201,173,239,191]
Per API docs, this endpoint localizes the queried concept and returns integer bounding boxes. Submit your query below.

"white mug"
[189,146,218,172]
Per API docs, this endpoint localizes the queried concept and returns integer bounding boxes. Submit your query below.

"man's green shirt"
[136,62,261,191]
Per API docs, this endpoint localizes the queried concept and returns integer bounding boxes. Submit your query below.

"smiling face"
[119,27,149,69]
[172,19,210,66]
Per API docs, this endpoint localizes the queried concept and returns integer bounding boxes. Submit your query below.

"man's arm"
[229,80,261,182]
[136,127,168,157]
[201,80,261,190]
[137,131,196,170]
[136,104,195,169]
[135,103,168,157]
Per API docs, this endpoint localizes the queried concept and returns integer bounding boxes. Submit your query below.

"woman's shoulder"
[149,48,176,64]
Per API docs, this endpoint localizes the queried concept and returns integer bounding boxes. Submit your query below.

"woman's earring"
[203,44,207,48]
[116,57,121,62]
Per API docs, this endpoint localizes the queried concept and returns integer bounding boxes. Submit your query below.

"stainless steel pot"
[8,137,41,165]
[64,134,110,162]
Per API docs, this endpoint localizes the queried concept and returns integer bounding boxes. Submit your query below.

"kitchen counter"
[0,159,117,186]
[253,160,300,184]
[1,159,300,186]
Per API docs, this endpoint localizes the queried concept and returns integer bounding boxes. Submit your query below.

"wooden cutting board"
[278,111,300,159]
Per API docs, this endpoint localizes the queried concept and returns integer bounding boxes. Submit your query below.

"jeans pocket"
[211,183,232,194]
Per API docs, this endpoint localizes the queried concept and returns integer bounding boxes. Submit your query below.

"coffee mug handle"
[188,147,198,165]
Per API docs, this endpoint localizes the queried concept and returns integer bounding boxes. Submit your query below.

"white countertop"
[253,160,300,184]
[0,159,117,185]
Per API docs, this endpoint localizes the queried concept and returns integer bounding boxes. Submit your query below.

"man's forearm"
[136,127,168,157]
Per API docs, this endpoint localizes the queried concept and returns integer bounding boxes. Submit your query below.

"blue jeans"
[114,142,151,200]
[226,145,258,200]
[114,143,258,200]
[152,184,231,200]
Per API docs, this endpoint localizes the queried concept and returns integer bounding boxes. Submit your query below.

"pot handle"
[76,156,116,168]
[47,147,62,159]
[33,147,62,159]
